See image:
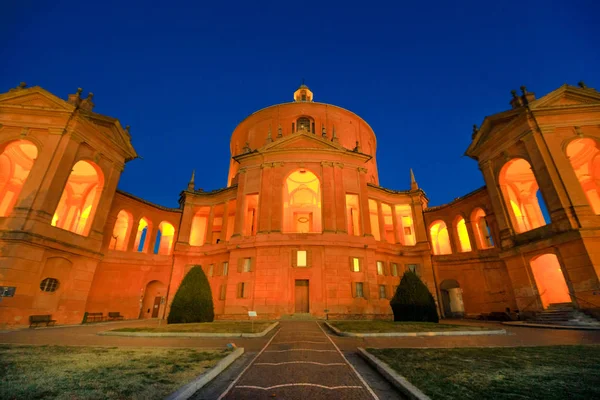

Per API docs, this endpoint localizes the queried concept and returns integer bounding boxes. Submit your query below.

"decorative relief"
[334,162,344,169]
[357,167,368,173]
[320,161,334,167]
[48,127,64,135]
[20,127,30,137]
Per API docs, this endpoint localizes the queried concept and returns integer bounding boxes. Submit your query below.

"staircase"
[530,303,600,327]
[280,313,317,321]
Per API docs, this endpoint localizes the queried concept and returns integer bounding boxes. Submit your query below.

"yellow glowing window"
[376,261,384,275]
[243,258,251,272]
[352,257,361,272]
[455,217,472,252]
[297,250,307,267]
[223,262,229,276]
[391,263,398,276]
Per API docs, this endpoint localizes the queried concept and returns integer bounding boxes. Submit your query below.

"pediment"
[0,87,73,111]
[260,131,346,152]
[531,85,600,109]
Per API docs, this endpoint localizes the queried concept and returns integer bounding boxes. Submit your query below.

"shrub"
[167,265,214,324]
[390,271,439,322]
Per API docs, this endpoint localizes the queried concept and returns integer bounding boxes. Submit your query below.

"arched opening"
[439,279,464,317]
[471,208,494,249]
[190,207,209,246]
[530,254,571,309]
[454,216,472,252]
[154,221,175,255]
[134,218,151,253]
[109,210,132,251]
[0,140,38,216]
[430,220,452,255]
[346,194,361,236]
[382,203,395,243]
[140,280,167,319]
[566,138,600,214]
[499,158,548,233]
[296,116,313,133]
[283,169,322,233]
[395,204,416,245]
[51,160,104,236]
[368,199,380,241]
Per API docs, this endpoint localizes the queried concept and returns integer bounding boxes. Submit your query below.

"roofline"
[116,189,182,212]
[424,186,486,212]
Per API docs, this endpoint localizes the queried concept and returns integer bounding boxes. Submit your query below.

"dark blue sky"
[2,1,598,208]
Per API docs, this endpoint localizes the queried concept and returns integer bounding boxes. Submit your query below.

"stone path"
[219,321,378,400]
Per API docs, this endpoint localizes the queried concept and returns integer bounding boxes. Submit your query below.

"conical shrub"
[390,271,439,322]
[167,265,214,324]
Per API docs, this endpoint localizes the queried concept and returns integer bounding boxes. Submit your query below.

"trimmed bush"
[167,265,214,324]
[390,271,439,323]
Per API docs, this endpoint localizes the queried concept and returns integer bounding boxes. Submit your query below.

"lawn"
[330,320,491,333]
[0,345,229,400]
[369,345,600,400]
[111,321,273,333]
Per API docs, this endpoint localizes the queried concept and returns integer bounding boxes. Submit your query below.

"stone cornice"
[116,189,182,213]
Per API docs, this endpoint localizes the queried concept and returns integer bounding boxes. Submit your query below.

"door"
[295,280,309,313]
[151,296,161,318]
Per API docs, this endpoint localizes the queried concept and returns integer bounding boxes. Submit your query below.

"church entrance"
[294,280,309,313]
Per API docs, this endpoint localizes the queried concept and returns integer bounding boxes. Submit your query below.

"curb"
[357,347,430,400]
[503,321,600,331]
[325,322,506,337]
[165,347,244,400]
[98,322,279,338]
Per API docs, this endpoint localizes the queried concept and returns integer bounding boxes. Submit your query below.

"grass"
[0,345,229,400]
[111,321,273,333]
[369,345,600,400]
[329,320,492,333]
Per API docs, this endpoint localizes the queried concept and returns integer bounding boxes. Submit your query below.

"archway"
[283,169,322,233]
[109,210,132,251]
[133,218,151,253]
[140,280,167,319]
[439,279,464,317]
[471,208,494,249]
[529,254,571,308]
[566,138,600,214]
[154,221,175,255]
[51,160,104,236]
[430,220,451,255]
[499,158,548,233]
[0,140,38,216]
[454,216,472,252]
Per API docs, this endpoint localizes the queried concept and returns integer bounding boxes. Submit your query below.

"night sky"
[2,1,598,208]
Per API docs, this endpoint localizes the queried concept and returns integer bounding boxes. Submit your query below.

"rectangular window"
[297,250,307,267]
[395,205,416,246]
[379,285,386,299]
[407,263,419,275]
[237,282,246,298]
[346,194,361,236]
[391,263,398,277]
[243,258,251,272]
[376,261,384,275]
[355,282,364,298]
[208,264,214,277]
[222,262,229,276]
[351,257,361,272]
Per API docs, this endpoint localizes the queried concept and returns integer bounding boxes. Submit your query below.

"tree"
[390,271,439,322]
[167,265,214,324]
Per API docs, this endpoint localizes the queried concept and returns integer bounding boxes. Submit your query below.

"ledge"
[325,321,506,337]
[503,321,600,330]
[98,321,279,338]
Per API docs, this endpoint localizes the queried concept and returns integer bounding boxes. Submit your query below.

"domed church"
[0,82,599,325]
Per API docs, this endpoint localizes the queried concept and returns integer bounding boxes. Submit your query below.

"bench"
[29,315,56,328]
[86,312,104,322]
[107,312,124,321]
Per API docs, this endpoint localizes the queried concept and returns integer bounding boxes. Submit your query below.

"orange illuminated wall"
[190,207,209,246]
[382,203,394,243]
[346,194,361,236]
[430,220,451,255]
[109,210,133,251]
[51,160,104,236]
[567,138,600,214]
[499,158,547,233]
[368,199,380,240]
[454,216,472,252]
[283,170,322,233]
[0,140,38,216]
[471,208,493,249]
[529,254,571,308]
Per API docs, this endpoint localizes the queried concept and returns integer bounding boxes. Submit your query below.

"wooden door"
[152,296,161,318]
[294,280,309,313]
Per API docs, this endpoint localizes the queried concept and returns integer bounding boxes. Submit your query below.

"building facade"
[0,82,599,325]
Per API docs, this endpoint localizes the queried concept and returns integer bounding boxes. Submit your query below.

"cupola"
[293,83,313,102]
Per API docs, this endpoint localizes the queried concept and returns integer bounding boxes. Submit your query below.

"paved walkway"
[220,321,378,400]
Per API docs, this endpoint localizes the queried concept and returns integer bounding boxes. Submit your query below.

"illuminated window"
[237,282,247,298]
[283,170,321,233]
[190,207,209,246]
[109,210,132,251]
[297,117,311,132]
[471,208,494,249]
[245,194,259,236]
[223,262,229,276]
[134,218,151,253]
[51,160,103,236]
[39,278,59,292]
[395,205,416,246]
[297,250,307,267]
[368,199,381,241]
[346,194,361,236]
[208,264,214,277]
[377,261,385,275]
[500,158,548,233]
[351,257,361,272]
[354,282,364,298]
[0,140,38,217]
[454,216,472,252]
[382,203,395,242]
[529,254,571,308]
[243,258,252,272]
[566,138,600,214]
[379,285,386,299]
[430,220,452,255]
[391,263,398,276]
[154,221,175,255]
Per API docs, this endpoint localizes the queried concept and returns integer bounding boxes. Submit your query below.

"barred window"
[40,278,59,292]
[356,282,364,298]
[391,263,398,276]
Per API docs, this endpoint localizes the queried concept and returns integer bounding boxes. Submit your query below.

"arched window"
[296,117,311,133]
[109,210,132,251]
[134,218,151,253]
[471,208,494,249]
[499,158,548,233]
[430,220,452,255]
[0,140,38,216]
[566,138,600,214]
[154,221,175,255]
[454,216,472,252]
[283,170,322,233]
[51,160,103,236]
[190,207,209,246]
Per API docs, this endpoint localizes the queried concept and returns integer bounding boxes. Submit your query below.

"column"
[126,213,140,252]
[376,200,386,242]
[333,163,347,233]
[204,206,214,244]
[258,164,272,233]
[464,218,477,252]
[321,162,336,232]
[357,167,372,236]
[220,201,229,242]
[479,160,514,245]
[271,164,284,232]
[232,169,247,237]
